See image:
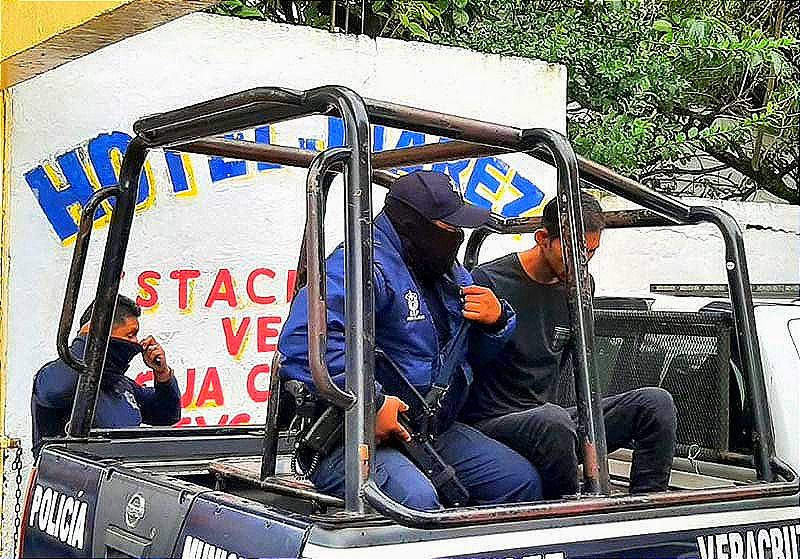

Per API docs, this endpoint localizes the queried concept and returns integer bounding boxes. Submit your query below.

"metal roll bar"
[521,128,609,494]
[464,210,676,270]
[363,475,798,530]
[175,137,317,167]
[306,148,358,410]
[687,206,775,481]
[160,85,377,512]
[173,137,501,173]
[134,88,310,146]
[57,186,121,372]
[261,158,344,480]
[303,88,377,514]
[156,87,690,222]
[67,139,145,438]
[60,84,783,526]
[259,350,284,479]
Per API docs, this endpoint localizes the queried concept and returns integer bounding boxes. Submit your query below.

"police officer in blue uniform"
[32,295,181,457]
[279,171,542,510]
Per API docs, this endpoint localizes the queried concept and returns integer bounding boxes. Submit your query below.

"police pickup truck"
[18,86,800,559]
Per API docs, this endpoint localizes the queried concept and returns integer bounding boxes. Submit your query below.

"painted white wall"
[591,197,799,297]
[2,12,566,473]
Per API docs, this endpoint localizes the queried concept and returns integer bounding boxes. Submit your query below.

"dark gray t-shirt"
[461,253,571,423]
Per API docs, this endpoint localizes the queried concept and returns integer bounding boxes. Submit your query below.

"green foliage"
[208,1,484,38]
[212,0,267,19]
[210,1,332,27]
[372,0,480,35]
[208,0,799,202]
[431,0,799,201]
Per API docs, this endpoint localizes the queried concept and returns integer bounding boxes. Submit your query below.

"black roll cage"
[58,85,794,528]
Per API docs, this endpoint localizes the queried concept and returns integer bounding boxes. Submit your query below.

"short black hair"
[541,193,604,238]
[79,294,141,329]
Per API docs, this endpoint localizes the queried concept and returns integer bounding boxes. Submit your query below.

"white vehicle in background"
[646,288,800,478]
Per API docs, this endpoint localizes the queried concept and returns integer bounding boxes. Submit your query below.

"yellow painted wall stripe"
[1,0,132,60]
[1,0,218,88]
[0,89,11,504]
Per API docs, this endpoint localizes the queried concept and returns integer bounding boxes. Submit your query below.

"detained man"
[462,194,677,498]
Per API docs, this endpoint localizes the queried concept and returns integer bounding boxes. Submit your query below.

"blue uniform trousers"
[310,422,542,511]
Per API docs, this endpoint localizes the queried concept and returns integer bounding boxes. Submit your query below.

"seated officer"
[462,194,677,498]
[279,170,542,510]
[31,295,181,457]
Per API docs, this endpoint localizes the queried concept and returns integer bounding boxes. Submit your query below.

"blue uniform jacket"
[31,336,181,457]
[278,212,516,429]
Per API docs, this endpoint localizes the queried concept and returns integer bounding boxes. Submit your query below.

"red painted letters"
[205,269,238,308]
[247,364,271,402]
[246,268,276,305]
[169,269,201,310]
[221,317,251,356]
[257,316,281,352]
[136,271,160,308]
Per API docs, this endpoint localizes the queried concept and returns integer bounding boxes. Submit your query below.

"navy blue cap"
[386,171,490,228]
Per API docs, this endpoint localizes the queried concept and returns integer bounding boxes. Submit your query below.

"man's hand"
[461,285,502,326]
[141,336,172,382]
[375,396,412,445]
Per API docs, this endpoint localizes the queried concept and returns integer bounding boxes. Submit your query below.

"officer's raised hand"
[140,335,173,382]
[461,285,502,326]
[375,395,412,445]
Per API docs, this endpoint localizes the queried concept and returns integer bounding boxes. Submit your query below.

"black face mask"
[384,198,464,281]
[104,338,142,376]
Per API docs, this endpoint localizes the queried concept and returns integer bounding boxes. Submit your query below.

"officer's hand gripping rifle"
[375,349,470,507]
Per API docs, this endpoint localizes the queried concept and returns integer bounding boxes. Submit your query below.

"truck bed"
[21,431,799,559]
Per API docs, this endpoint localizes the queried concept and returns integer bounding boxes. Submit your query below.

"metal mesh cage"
[554,310,732,453]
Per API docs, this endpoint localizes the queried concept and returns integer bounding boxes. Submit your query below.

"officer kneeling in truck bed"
[278,171,542,511]
[31,295,181,458]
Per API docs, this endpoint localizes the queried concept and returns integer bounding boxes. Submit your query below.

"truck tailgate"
[175,492,309,559]
[89,462,205,558]
[22,450,104,557]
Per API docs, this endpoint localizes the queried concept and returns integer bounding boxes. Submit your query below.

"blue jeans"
[475,387,677,499]
[310,422,542,511]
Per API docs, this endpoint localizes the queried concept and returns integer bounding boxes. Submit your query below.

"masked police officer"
[279,171,542,510]
[31,295,181,457]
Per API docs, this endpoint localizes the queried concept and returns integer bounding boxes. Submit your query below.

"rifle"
[294,319,472,506]
[292,375,470,506]
[375,349,470,507]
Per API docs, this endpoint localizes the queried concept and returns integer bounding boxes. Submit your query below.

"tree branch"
[698,138,798,202]
[778,159,799,177]
[640,163,730,180]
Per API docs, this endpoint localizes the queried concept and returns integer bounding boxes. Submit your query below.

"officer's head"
[536,193,605,282]
[383,171,490,279]
[78,295,141,342]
